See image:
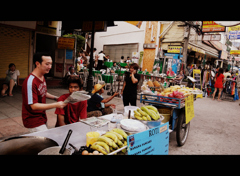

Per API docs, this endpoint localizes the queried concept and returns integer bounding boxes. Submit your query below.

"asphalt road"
[1,87,240,154]
[168,96,240,154]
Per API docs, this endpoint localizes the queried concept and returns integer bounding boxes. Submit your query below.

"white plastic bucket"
[123,106,139,118]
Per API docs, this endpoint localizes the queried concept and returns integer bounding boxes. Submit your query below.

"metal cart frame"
[140,94,195,146]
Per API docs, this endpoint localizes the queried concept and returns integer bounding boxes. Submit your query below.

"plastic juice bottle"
[86,131,100,147]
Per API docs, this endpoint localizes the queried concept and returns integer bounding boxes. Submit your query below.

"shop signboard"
[230,50,240,55]
[58,37,75,50]
[82,21,107,32]
[185,94,194,124]
[202,21,226,33]
[229,30,240,39]
[167,46,182,53]
[202,34,221,41]
[127,122,169,155]
[193,69,202,90]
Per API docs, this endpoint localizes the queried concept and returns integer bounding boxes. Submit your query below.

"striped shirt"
[22,74,47,128]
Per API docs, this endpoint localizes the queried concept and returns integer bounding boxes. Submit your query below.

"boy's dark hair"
[33,52,51,67]
[8,63,15,69]
[67,77,83,89]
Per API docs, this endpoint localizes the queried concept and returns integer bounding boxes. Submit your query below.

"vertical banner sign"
[127,122,169,155]
[193,69,202,90]
[185,94,194,124]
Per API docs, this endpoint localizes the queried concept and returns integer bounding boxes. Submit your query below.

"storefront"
[34,21,62,78]
[0,22,34,79]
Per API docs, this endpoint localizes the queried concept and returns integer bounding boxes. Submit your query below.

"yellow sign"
[228,25,240,31]
[188,45,205,54]
[125,21,142,28]
[230,50,240,55]
[167,46,182,53]
[185,94,194,124]
[193,69,202,90]
[202,21,225,33]
[58,37,75,50]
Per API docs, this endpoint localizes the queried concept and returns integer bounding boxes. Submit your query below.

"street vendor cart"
[140,92,196,146]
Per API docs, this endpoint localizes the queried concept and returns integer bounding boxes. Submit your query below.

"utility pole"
[182,23,191,75]
[86,21,95,95]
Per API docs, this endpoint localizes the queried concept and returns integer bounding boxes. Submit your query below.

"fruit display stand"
[21,115,131,155]
[140,93,195,146]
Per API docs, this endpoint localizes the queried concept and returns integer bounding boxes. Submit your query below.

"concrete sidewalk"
[0,87,137,141]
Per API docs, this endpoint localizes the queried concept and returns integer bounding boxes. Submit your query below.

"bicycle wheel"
[176,110,190,146]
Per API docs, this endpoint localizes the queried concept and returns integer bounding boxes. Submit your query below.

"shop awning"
[189,41,219,59]
[161,21,185,43]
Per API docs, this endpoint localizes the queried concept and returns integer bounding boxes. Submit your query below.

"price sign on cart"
[185,94,194,124]
[127,122,169,155]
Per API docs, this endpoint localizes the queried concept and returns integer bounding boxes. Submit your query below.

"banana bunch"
[91,128,128,155]
[134,105,161,121]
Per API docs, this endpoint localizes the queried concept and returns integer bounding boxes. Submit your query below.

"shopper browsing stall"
[212,68,225,101]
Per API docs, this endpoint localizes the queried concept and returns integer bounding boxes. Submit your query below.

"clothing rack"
[221,79,236,102]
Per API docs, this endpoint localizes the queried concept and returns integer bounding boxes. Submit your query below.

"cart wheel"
[176,110,190,146]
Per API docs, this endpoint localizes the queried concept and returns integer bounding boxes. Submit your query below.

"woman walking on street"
[212,68,225,101]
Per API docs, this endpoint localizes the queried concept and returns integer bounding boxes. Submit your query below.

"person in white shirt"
[223,69,231,79]
[97,51,106,70]
[1,63,21,97]
[120,56,125,63]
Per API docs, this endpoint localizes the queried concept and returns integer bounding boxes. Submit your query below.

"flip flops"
[1,94,7,97]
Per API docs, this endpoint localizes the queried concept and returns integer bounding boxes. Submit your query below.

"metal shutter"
[0,25,30,78]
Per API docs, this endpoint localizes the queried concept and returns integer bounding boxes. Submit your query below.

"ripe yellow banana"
[134,110,141,116]
[91,143,108,155]
[108,138,119,149]
[148,109,158,120]
[97,136,113,147]
[134,114,143,120]
[121,140,128,153]
[145,105,158,113]
[109,131,124,142]
[117,139,123,146]
[103,132,118,143]
[142,106,158,120]
[93,141,110,153]
[137,108,147,116]
[112,128,128,139]
[145,114,152,121]
[142,116,148,121]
